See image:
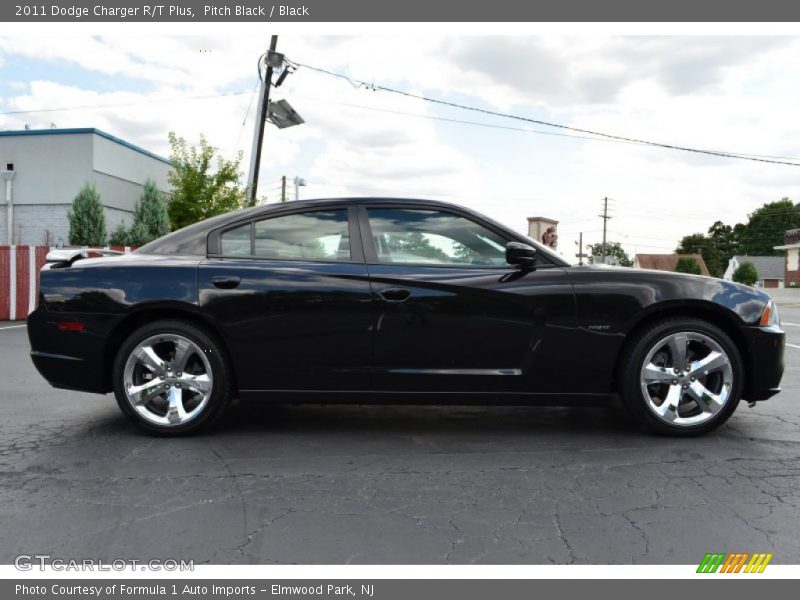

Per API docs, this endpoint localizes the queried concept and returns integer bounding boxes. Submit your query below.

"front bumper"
[742,325,785,401]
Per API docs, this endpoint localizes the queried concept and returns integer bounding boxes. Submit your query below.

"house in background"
[633,253,710,276]
[590,255,622,266]
[0,128,170,246]
[723,255,785,288]
[775,229,800,287]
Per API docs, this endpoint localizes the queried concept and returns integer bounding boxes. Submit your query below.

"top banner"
[4,0,800,22]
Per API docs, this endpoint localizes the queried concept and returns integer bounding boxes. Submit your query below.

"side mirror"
[506,242,537,270]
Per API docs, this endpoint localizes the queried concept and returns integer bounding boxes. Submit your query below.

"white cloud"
[1,34,800,261]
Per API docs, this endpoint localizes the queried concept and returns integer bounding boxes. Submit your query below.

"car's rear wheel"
[112,320,232,435]
[619,317,743,436]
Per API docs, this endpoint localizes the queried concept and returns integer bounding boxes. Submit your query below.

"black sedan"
[28,198,784,436]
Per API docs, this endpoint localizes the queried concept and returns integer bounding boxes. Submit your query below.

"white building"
[723,255,785,288]
[0,128,170,245]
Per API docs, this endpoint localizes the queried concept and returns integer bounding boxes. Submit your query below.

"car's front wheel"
[112,320,233,435]
[619,317,744,436]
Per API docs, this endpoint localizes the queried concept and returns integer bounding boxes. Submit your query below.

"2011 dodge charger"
[27,198,785,436]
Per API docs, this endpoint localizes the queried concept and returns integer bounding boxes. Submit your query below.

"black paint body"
[28,198,784,405]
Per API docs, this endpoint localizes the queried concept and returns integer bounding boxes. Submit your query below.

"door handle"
[380,288,411,303]
[212,275,241,289]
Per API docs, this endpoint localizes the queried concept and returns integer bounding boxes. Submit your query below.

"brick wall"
[0,245,50,320]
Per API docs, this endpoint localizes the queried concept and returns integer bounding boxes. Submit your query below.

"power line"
[291,92,678,150]
[288,59,800,167]
[609,196,800,218]
[0,90,252,117]
[300,92,800,167]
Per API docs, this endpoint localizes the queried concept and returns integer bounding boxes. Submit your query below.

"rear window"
[136,208,264,256]
[218,210,351,261]
[220,223,252,256]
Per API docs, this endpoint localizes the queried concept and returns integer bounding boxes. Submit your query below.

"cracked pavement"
[1,311,799,565]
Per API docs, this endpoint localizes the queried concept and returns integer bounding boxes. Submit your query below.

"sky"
[1,34,799,262]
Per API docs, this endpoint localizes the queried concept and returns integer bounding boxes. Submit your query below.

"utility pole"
[599,197,611,264]
[247,35,279,205]
[280,175,287,202]
[575,232,588,265]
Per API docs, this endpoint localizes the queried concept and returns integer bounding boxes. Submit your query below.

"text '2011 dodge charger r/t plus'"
[28,198,784,436]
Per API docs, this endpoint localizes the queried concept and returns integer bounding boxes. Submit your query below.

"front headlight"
[759,299,781,328]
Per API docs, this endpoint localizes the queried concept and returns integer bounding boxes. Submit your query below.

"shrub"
[732,262,758,286]
[126,221,151,247]
[131,179,169,244]
[68,183,106,246]
[108,222,130,246]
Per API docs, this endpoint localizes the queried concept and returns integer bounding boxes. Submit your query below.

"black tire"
[112,319,233,435]
[618,317,744,436]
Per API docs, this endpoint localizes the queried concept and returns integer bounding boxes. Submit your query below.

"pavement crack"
[552,510,578,564]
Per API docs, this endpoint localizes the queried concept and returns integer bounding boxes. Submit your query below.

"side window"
[220,223,252,256]
[219,210,351,260]
[366,208,508,266]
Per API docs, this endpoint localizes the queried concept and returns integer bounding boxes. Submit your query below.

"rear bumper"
[27,306,114,394]
[742,325,785,401]
[30,351,106,393]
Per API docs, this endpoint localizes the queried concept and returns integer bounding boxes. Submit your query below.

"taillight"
[57,322,85,332]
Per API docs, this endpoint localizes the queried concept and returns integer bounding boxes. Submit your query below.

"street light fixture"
[267,99,305,129]
[293,176,306,201]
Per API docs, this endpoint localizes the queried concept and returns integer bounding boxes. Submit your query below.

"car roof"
[137,197,568,267]
[138,198,470,255]
[260,197,465,210]
[243,197,509,226]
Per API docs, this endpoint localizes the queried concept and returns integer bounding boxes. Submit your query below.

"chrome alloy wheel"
[122,334,213,427]
[639,331,734,427]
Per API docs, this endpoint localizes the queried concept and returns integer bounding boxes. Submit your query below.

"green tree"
[732,222,748,250]
[739,198,800,256]
[675,233,722,277]
[68,183,106,246]
[587,241,632,266]
[127,222,151,247]
[108,222,130,246]
[732,261,758,286]
[708,221,739,270]
[166,132,249,230]
[675,257,702,275]
[129,179,169,245]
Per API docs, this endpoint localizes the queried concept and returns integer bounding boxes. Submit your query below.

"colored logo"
[697,552,773,573]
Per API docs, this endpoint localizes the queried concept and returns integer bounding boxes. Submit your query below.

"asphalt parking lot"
[1,312,799,565]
